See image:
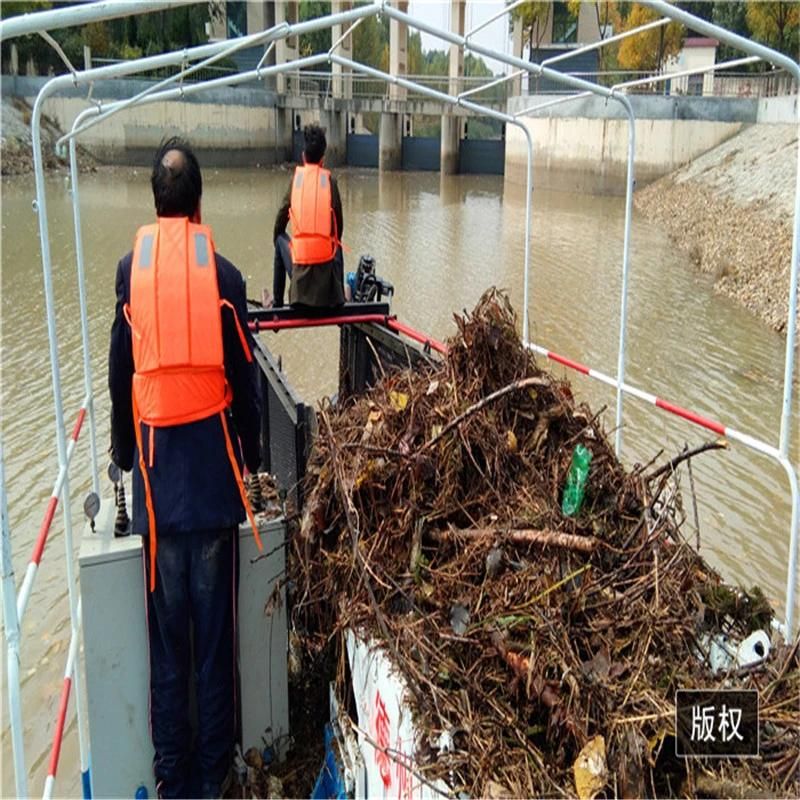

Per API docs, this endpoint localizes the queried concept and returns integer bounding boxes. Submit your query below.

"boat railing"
[0,1,798,798]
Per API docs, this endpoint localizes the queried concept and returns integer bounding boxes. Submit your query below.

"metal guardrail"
[90,57,238,83]
[67,60,797,101]
[284,65,795,101]
[286,69,512,103]
[1,1,798,797]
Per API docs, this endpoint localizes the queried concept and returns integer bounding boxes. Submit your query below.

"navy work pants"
[144,528,239,799]
[272,233,293,308]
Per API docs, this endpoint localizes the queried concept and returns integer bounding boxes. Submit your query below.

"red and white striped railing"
[16,399,88,623]
[42,603,81,800]
[527,344,784,459]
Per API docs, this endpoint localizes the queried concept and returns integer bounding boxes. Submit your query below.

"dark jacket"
[274,167,345,307]
[109,244,261,535]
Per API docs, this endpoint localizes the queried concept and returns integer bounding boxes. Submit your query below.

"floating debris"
[291,289,799,798]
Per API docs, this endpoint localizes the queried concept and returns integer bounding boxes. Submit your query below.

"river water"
[1,166,798,796]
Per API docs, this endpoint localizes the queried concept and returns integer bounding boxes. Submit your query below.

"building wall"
[575,3,602,44]
[666,44,718,96]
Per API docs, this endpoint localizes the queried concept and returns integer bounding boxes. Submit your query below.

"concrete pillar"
[322,109,348,167]
[379,112,403,171]
[247,2,267,35]
[10,43,19,76]
[389,0,408,101]
[441,0,465,175]
[275,106,294,163]
[331,1,353,99]
[275,1,299,94]
[511,15,523,96]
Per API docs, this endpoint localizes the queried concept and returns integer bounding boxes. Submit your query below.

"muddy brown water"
[2,166,798,797]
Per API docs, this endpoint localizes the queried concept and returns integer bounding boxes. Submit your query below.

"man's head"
[151,137,202,219]
[303,124,326,165]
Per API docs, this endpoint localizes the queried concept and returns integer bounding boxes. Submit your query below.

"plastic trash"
[736,630,770,668]
[562,444,593,517]
[696,629,771,674]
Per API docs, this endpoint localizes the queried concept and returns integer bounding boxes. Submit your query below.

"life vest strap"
[220,299,253,363]
[219,411,263,552]
[133,392,159,592]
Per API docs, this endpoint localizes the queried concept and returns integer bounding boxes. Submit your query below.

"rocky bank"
[1,94,96,176]
[636,123,798,336]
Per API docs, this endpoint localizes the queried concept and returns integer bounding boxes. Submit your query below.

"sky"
[407,1,513,74]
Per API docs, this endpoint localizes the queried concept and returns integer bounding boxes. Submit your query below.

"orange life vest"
[125,217,263,590]
[288,163,338,265]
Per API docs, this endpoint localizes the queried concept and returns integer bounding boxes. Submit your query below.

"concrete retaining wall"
[505,94,759,195]
[757,94,798,124]
[2,75,291,166]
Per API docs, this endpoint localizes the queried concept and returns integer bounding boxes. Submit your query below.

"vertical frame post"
[1,442,28,798]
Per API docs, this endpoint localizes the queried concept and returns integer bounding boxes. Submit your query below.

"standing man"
[271,123,346,308]
[109,137,262,799]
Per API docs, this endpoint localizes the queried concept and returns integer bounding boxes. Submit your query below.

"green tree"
[711,1,755,65]
[298,0,332,61]
[617,2,685,71]
[509,1,552,54]
[745,0,799,57]
[352,11,389,70]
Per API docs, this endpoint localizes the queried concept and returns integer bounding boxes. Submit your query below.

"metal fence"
[284,66,796,101]
[524,67,794,97]
[90,57,238,84]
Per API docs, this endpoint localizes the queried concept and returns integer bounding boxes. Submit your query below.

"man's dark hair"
[303,124,327,164]
[151,137,202,218]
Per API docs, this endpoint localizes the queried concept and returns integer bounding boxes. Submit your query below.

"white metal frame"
[0,1,797,798]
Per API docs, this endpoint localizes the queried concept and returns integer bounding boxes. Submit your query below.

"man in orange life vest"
[272,123,346,307]
[108,138,261,798]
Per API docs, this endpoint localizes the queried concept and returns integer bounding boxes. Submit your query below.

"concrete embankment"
[2,75,293,167]
[504,93,763,194]
[506,95,797,195]
[636,120,798,336]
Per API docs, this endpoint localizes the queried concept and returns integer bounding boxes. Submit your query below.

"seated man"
[272,124,345,308]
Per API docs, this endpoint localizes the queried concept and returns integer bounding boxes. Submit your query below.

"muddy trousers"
[144,528,239,799]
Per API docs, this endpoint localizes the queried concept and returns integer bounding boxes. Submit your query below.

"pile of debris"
[1,95,97,176]
[291,290,799,798]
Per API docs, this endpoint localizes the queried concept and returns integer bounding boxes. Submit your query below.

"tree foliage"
[298,0,332,61]
[1,0,213,74]
[510,1,553,53]
[745,0,799,57]
[617,2,685,71]
[352,11,389,71]
[565,1,623,67]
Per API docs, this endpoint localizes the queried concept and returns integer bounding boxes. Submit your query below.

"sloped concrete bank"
[636,123,798,336]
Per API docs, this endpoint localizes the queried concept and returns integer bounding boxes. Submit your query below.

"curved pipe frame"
[11,9,800,797]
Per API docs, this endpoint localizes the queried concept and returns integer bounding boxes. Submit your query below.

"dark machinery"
[348,255,394,304]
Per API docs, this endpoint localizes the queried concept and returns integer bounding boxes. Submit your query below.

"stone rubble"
[1,95,96,176]
[636,123,798,336]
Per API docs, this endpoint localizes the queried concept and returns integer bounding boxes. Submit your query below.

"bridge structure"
[212,0,517,174]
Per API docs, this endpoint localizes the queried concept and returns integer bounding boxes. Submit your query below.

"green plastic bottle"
[561,444,593,517]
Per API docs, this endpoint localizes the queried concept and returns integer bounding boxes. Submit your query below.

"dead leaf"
[484,780,514,798]
[581,645,610,683]
[574,735,607,800]
[426,380,439,395]
[389,390,409,411]
[506,429,518,452]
